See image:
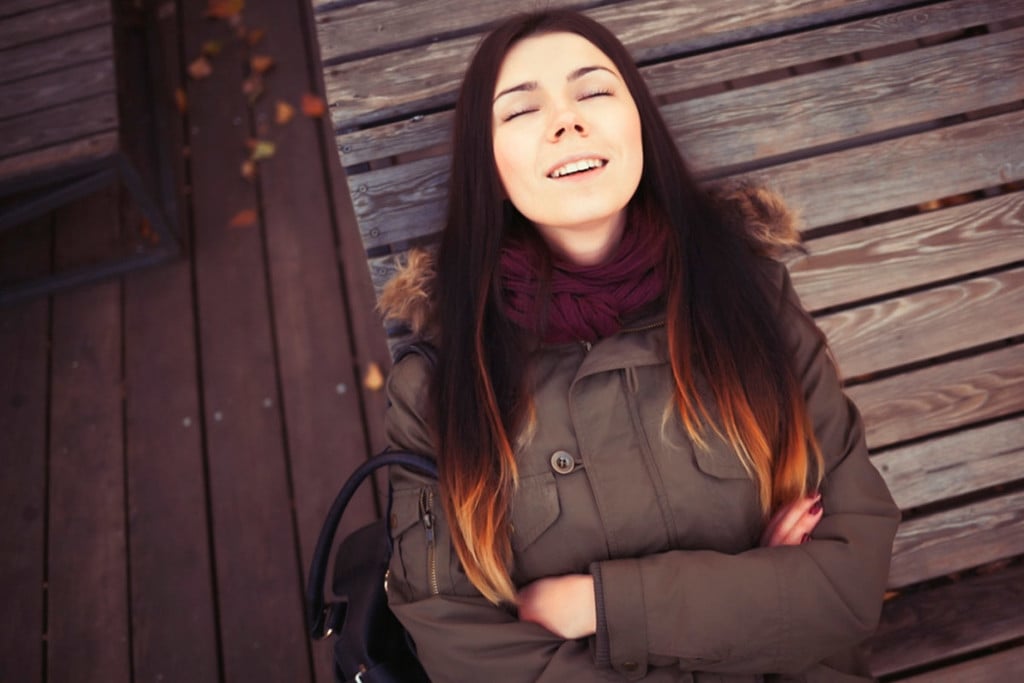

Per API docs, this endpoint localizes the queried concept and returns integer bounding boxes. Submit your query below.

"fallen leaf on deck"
[364,362,384,391]
[274,100,295,125]
[250,55,274,74]
[202,40,223,57]
[248,139,276,160]
[228,209,258,228]
[241,159,257,181]
[301,93,326,118]
[188,55,213,80]
[242,74,264,103]
[246,28,266,46]
[174,87,188,113]
[206,0,244,19]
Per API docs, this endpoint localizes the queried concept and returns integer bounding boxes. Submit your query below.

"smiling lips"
[548,157,608,178]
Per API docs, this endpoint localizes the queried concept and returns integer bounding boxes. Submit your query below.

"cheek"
[493,131,531,195]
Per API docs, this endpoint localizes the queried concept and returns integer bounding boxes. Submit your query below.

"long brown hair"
[431,10,823,605]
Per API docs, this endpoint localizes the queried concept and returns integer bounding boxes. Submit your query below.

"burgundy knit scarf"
[499,211,667,344]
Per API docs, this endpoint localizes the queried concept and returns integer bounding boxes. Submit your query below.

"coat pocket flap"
[510,472,561,552]
[388,487,425,538]
[692,446,752,480]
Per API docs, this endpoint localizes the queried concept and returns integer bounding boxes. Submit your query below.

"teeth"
[550,158,605,178]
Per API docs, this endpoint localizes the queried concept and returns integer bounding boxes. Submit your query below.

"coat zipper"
[419,488,440,595]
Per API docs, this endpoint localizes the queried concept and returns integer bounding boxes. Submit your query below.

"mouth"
[547,157,608,179]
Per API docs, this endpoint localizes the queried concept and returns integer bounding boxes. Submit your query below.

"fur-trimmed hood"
[378,184,802,335]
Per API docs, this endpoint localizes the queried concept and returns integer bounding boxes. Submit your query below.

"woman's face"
[492,32,643,264]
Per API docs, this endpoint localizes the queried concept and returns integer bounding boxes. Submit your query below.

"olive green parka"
[380,189,900,682]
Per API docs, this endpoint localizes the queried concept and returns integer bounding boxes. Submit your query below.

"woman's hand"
[517,574,597,639]
[760,492,823,547]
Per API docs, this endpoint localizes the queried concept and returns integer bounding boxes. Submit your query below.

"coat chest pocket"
[692,446,753,480]
[387,486,437,600]
[510,471,561,552]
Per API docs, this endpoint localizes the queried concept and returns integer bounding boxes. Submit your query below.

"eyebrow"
[493,65,615,103]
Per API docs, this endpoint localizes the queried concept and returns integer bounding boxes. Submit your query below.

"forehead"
[495,32,618,89]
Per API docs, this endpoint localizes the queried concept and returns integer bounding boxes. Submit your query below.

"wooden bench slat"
[350,108,1024,249]
[1,59,115,122]
[896,645,1024,683]
[323,0,918,128]
[867,562,1024,676]
[0,0,110,52]
[336,0,1019,168]
[0,132,117,189]
[315,0,602,64]
[792,192,1024,313]
[0,93,118,161]
[889,488,1024,588]
[821,268,1024,380]
[0,0,71,20]
[849,344,1024,450]
[874,417,1024,510]
[665,26,1024,173]
[4,24,112,86]
[752,108,1024,231]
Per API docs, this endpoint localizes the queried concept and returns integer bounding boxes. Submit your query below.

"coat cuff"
[590,558,648,679]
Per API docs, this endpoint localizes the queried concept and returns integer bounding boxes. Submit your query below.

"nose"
[548,105,588,141]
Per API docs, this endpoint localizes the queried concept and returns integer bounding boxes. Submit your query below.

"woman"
[379,10,899,682]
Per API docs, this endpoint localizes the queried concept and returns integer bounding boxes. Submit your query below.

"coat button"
[550,450,575,474]
[621,661,638,672]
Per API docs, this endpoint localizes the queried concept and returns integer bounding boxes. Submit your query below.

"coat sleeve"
[383,353,624,683]
[589,264,901,679]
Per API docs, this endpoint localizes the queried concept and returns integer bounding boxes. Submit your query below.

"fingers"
[760,492,823,547]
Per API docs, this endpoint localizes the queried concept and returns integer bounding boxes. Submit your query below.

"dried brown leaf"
[301,93,326,118]
[241,159,257,182]
[250,55,274,74]
[206,0,244,19]
[174,87,188,113]
[249,139,276,161]
[364,362,384,391]
[201,40,223,57]
[274,100,295,125]
[228,208,258,228]
[246,28,266,46]
[188,55,213,80]
[242,74,263,103]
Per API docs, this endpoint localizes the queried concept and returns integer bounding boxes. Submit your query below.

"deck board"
[0,216,50,683]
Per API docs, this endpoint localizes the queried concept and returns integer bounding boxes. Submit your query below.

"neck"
[536,212,627,266]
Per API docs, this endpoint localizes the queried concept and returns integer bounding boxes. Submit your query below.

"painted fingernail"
[801,533,810,543]
[809,500,823,515]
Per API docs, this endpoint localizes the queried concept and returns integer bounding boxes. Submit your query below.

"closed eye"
[503,107,538,122]
[579,89,612,100]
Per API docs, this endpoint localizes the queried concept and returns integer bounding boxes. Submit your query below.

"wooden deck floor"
[0,1,389,681]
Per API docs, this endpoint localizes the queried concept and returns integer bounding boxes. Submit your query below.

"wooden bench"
[0,0,177,304]
[311,0,1024,678]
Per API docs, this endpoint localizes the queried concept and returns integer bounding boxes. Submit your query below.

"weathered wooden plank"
[245,0,384,678]
[0,59,115,121]
[0,0,110,51]
[0,216,50,683]
[123,243,220,683]
[664,26,1024,173]
[315,0,605,64]
[324,0,915,128]
[47,188,130,682]
[889,489,1024,589]
[180,0,312,678]
[849,344,1024,450]
[348,107,1024,248]
[0,132,117,190]
[896,645,1024,683]
[4,24,112,85]
[750,108,1024,231]
[867,562,1024,677]
[791,192,1024,313]
[337,0,1021,167]
[0,93,118,160]
[122,5,218,671]
[874,417,1024,511]
[819,268,1024,380]
[0,0,72,20]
